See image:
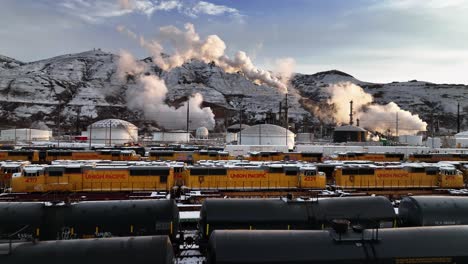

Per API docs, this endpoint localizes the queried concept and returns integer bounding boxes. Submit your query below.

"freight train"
[197,196,396,247]
[409,153,468,162]
[0,149,141,163]
[334,151,405,162]
[333,163,464,189]
[0,236,174,264]
[6,161,466,194]
[207,226,468,264]
[0,200,179,241]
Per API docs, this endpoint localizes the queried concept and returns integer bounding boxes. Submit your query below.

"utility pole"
[285,93,289,147]
[239,105,243,145]
[457,101,461,133]
[57,101,61,148]
[186,97,190,143]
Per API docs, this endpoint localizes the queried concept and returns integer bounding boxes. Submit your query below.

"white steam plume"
[326,82,427,135]
[118,51,215,130]
[118,23,293,93]
[117,50,147,79]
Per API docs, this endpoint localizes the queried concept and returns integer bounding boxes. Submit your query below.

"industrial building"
[455,131,468,148]
[398,135,423,146]
[152,131,190,143]
[0,128,52,142]
[238,124,295,149]
[333,125,367,143]
[82,119,138,145]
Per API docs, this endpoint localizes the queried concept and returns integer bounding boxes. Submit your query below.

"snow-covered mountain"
[0,50,466,133]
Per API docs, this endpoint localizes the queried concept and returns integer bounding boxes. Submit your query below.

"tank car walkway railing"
[337,178,438,190]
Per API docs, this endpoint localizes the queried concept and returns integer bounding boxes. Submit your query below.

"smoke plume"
[118,50,215,130]
[326,82,427,135]
[118,23,293,93]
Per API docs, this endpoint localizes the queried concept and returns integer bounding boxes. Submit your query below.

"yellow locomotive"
[0,161,30,190]
[10,163,177,193]
[148,150,232,163]
[0,149,141,163]
[334,163,464,189]
[182,163,326,190]
[334,152,405,162]
[246,152,323,162]
[408,153,468,162]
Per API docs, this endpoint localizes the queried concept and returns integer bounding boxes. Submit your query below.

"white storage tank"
[239,124,295,149]
[398,135,423,146]
[426,137,442,148]
[83,119,138,145]
[195,127,209,139]
[455,131,468,148]
[0,128,52,142]
[152,131,190,143]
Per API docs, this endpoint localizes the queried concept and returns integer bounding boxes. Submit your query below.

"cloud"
[58,0,242,23]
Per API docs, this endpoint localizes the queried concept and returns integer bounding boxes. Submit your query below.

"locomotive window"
[65,167,82,174]
[261,153,270,157]
[150,152,174,157]
[425,168,438,175]
[24,171,39,177]
[304,170,317,176]
[269,167,284,173]
[190,168,209,175]
[301,153,322,158]
[408,167,425,173]
[342,168,359,175]
[111,152,121,156]
[285,170,298,176]
[48,171,63,177]
[149,169,170,176]
[359,168,375,175]
[48,151,72,156]
[210,168,227,175]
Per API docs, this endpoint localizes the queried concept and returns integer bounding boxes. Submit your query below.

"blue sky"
[1,0,468,84]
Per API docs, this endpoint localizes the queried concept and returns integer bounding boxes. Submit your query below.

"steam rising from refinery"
[325,82,427,135]
[117,50,215,130]
[117,23,294,93]
[117,22,426,135]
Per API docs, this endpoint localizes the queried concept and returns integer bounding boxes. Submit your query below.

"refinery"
[2,1,468,263]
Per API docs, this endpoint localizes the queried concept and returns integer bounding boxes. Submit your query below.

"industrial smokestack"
[349,100,354,126]
[356,118,360,127]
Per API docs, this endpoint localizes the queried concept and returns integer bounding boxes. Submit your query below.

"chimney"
[349,100,354,126]
[356,118,360,127]
[457,101,461,133]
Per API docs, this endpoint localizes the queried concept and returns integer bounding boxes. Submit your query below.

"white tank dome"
[241,124,294,136]
[88,119,137,130]
[196,127,209,139]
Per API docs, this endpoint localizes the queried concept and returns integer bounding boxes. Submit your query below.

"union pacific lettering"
[376,172,409,179]
[84,172,127,180]
[229,173,267,179]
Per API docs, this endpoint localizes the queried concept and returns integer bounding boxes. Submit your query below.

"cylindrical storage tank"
[399,196,468,227]
[0,236,174,264]
[398,135,423,146]
[208,227,468,264]
[152,131,190,143]
[0,202,44,238]
[316,196,396,228]
[239,124,295,149]
[42,200,179,240]
[196,127,209,139]
[85,119,138,145]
